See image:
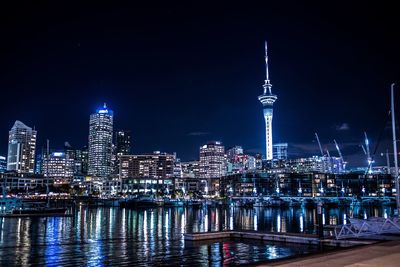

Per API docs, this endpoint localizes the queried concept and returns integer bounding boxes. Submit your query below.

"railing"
[334,217,400,239]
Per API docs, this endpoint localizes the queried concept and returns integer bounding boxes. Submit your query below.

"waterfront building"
[42,152,74,184]
[0,156,6,173]
[199,141,225,178]
[180,161,201,178]
[273,143,288,160]
[88,103,114,178]
[119,151,175,179]
[7,120,37,174]
[0,172,50,193]
[258,42,277,160]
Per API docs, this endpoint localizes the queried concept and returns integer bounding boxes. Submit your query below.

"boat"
[1,199,67,217]
[164,198,184,207]
[120,195,159,208]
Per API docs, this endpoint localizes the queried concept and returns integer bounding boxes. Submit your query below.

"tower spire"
[265,41,269,82]
[263,41,272,94]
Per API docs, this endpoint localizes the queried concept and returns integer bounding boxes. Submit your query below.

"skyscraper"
[115,130,131,156]
[258,41,277,160]
[199,141,225,178]
[7,120,37,173]
[88,103,114,178]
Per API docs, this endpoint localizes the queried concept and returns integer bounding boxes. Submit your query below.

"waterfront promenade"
[264,240,400,267]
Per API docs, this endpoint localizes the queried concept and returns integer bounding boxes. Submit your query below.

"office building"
[42,152,74,183]
[199,141,225,178]
[119,151,175,179]
[88,103,113,178]
[115,130,131,156]
[273,143,288,160]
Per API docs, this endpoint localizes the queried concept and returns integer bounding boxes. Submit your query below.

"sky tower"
[258,41,277,160]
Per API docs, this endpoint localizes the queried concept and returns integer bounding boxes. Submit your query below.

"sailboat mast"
[391,83,399,214]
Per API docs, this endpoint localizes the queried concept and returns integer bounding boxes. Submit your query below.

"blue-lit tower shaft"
[258,41,277,160]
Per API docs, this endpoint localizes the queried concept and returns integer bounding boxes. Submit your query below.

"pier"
[184,230,376,247]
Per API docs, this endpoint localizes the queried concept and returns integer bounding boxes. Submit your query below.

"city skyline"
[0,3,399,166]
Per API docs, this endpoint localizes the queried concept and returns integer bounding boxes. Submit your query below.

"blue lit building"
[0,156,6,173]
[88,103,114,178]
[258,42,277,160]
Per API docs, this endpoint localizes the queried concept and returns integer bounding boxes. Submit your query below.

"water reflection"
[0,205,395,266]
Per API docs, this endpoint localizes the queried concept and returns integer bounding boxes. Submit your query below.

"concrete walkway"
[261,241,400,267]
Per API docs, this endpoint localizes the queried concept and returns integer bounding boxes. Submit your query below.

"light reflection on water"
[0,205,394,266]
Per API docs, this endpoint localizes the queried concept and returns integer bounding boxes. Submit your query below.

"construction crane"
[364,132,374,174]
[333,139,346,171]
[315,133,324,156]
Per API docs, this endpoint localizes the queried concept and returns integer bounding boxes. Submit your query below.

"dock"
[183,230,375,247]
[262,240,400,267]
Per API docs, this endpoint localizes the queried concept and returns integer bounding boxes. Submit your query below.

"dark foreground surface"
[0,205,394,266]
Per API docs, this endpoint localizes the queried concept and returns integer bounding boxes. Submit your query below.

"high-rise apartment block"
[7,120,37,173]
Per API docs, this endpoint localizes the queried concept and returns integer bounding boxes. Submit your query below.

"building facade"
[42,152,74,184]
[258,42,277,160]
[119,152,175,179]
[88,104,114,178]
[180,161,201,178]
[7,120,37,173]
[199,141,225,178]
[273,143,288,160]
[0,156,6,173]
[115,130,131,156]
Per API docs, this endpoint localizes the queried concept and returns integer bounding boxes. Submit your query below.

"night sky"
[1,2,399,166]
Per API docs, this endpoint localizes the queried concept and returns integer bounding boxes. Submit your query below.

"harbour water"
[0,205,394,266]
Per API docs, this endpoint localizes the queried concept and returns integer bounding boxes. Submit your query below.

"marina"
[0,204,397,265]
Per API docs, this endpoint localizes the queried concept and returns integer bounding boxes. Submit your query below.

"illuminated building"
[0,172,50,191]
[0,156,6,173]
[258,42,277,160]
[43,152,74,183]
[180,161,201,178]
[199,141,225,178]
[115,130,131,156]
[286,156,344,174]
[114,130,131,175]
[7,120,37,173]
[88,103,113,178]
[226,146,244,162]
[119,151,175,179]
[64,142,88,175]
[273,143,288,160]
